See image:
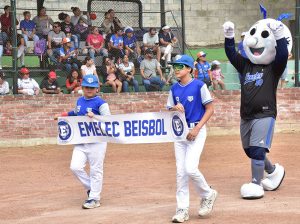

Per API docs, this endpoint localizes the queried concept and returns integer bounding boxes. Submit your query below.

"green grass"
[2,56,40,67]
[187,48,227,62]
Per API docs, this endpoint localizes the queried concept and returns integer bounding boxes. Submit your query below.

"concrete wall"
[0,0,296,46]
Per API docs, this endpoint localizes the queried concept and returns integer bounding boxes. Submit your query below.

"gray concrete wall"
[0,0,296,46]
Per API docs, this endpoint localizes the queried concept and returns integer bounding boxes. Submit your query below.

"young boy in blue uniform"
[167,55,217,223]
[55,75,110,209]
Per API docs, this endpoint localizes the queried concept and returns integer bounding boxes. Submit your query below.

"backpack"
[34,38,47,55]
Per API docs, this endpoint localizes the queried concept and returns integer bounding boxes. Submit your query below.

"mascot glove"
[223,21,235,39]
[268,20,285,40]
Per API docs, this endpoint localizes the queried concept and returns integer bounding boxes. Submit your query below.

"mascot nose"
[246,37,258,47]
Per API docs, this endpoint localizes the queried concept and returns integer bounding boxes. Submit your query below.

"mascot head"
[243,5,292,65]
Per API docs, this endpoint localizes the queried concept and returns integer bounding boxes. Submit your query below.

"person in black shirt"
[59,13,79,49]
[223,19,288,200]
[40,70,61,94]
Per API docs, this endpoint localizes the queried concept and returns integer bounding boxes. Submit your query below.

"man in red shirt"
[0,5,18,43]
[86,26,108,61]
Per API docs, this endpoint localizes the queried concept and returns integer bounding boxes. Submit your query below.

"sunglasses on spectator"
[53,26,60,28]
[173,64,186,71]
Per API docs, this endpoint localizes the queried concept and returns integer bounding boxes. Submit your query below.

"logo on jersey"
[175,97,180,102]
[76,105,81,113]
[187,96,193,102]
[58,120,73,142]
[171,114,184,137]
[244,72,264,86]
[86,107,92,112]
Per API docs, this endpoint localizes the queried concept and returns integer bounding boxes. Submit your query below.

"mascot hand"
[268,20,285,40]
[223,21,235,39]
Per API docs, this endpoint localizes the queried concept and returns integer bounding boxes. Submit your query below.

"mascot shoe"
[240,183,264,199]
[261,163,285,191]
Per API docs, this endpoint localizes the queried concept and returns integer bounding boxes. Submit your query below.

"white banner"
[57,112,189,145]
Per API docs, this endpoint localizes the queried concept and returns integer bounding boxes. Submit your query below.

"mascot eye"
[261,31,269,38]
[250,28,256,35]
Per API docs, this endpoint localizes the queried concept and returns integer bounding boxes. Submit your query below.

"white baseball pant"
[174,126,212,209]
[70,142,107,201]
[161,44,173,62]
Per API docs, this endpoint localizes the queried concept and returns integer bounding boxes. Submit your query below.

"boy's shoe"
[172,208,189,223]
[82,199,100,209]
[198,189,218,217]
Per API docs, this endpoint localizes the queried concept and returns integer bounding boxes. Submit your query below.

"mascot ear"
[277,13,292,21]
[259,4,267,19]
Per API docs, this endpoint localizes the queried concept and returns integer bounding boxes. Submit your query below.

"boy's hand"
[87,111,94,118]
[54,114,60,120]
[172,103,185,113]
[186,127,200,141]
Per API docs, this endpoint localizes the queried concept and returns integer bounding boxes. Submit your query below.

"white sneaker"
[198,189,218,217]
[172,208,189,223]
[261,163,285,191]
[82,199,100,209]
[161,55,166,60]
[240,183,264,199]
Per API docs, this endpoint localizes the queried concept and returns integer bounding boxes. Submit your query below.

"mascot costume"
[222,5,292,199]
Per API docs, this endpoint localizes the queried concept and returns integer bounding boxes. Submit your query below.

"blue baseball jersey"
[20,20,36,31]
[110,34,123,47]
[123,35,137,49]
[195,61,210,80]
[68,96,110,116]
[167,79,212,124]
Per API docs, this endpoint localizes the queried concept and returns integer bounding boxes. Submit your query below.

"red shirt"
[0,13,12,33]
[66,78,82,92]
[86,34,104,49]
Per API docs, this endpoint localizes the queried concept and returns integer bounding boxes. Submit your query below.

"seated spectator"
[140,49,165,91]
[0,71,9,95]
[101,11,114,38]
[17,34,26,67]
[211,60,225,90]
[86,26,108,61]
[159,25,177,63]
[20,11,39,49]
[66,69,82,94]
[81,56,97,76]
[4,40,12,54]
[119,55,139,92]
[47,22,66,65]
[123,27,142,62]
[33,7,54,39]
[17,67,40,95]
[74,18,89,41]
[0,5,18,39]
[109,28,124,64]
[0,33,4,69]
[100,56,122,93]
[143,27,161,61]
[40,70,62,94]
[71,7,91,27]
[107,9,124,33]
[195,51,212,87]
[59,12,79,49]
[59,37,81,73]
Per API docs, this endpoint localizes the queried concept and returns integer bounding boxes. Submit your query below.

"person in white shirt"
[118,55,139,92]
[81,56,97,76]
[0,71,9,95]
[143,27,161,61]
[17,67,40,95]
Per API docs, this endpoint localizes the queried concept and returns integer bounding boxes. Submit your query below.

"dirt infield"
[0,133,299,224]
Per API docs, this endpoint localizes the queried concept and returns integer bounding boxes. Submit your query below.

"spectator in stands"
[40,70,62,94]
[59,37,80,73]
[119,55,139,92]
[74,18,89,41]
[20,11,39,53]
[140,49,165,91]
[47,22,66,65]
[0,33,4,69]
[211,60,225,90]
[66,69,82,94]
[17,67,40,95]
[195,51,212,87]
[33,7,54,39]
[17,34,26,67]
[123,26,142,62]
[0,5,18,41]
[0,71,9,95]
[81,56,97,76]
[87,26,108,61]
[71,7,91,27]
[59,12,79,49]
[107,9,124,33]
[159,25,177,63]
[101,11,114,37]
[143,27,161,61]
[109,28,124,64]
[100,56,122,93]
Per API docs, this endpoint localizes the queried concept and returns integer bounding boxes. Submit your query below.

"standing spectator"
[74,18,89,41]
[123,27,142,62]
[211,60,225,90]
[47,22,66,65]
[66,69,82,94]
[20,11,39,49]
[0,71,9,95]
[101,11,114,37]
[0,5,18,40]
[195,51,212,87]
[17,67,40,95]
[100,56,122,93]
[119,55,139,92]
[71,7,91,27]
[40,70,61,94]
[238,32,247,58]
[159,25,177,63]
[86,26,108,61]
[140,49,165,91]
[59,13,79,49]
[109,28,124,64]
[16,34,26,67]
[143,27,161,61]
[33,7,54,39]
[107,9,123,33]
[59,37,80,73]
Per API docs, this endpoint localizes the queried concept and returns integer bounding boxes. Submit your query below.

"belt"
[188,122,199,128]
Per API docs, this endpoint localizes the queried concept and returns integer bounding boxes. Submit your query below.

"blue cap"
[168,55,195,69]
[82,75,99,88]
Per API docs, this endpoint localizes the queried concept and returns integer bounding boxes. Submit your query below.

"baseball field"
[0,133,299,224]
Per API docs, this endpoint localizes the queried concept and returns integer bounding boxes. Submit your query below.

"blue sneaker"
[82,199,100,209]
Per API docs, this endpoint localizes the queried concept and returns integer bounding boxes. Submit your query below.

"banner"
[57,111,189,145]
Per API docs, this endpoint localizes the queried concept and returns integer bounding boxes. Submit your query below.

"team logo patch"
[187,96,193,102]
[87,77,94,83]
[172,114,184,137]
[76,105,81,113]
[175,97,180,102]
[58,120,73,142]
[86,107,92,112]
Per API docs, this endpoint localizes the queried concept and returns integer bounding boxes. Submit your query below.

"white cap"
[211,60,221,65]
[162,25,170,30]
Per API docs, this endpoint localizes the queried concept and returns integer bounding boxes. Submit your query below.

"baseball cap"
[168,55,195,69]
[145,48,153,55]
[48,71,57,79]
[62,37,71,44]
[162,25,170,30]
[211,60,221,66]
[82,75,99,88]
[20,67,30,74]
[196,51,206,58]
[124,26,134,34]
